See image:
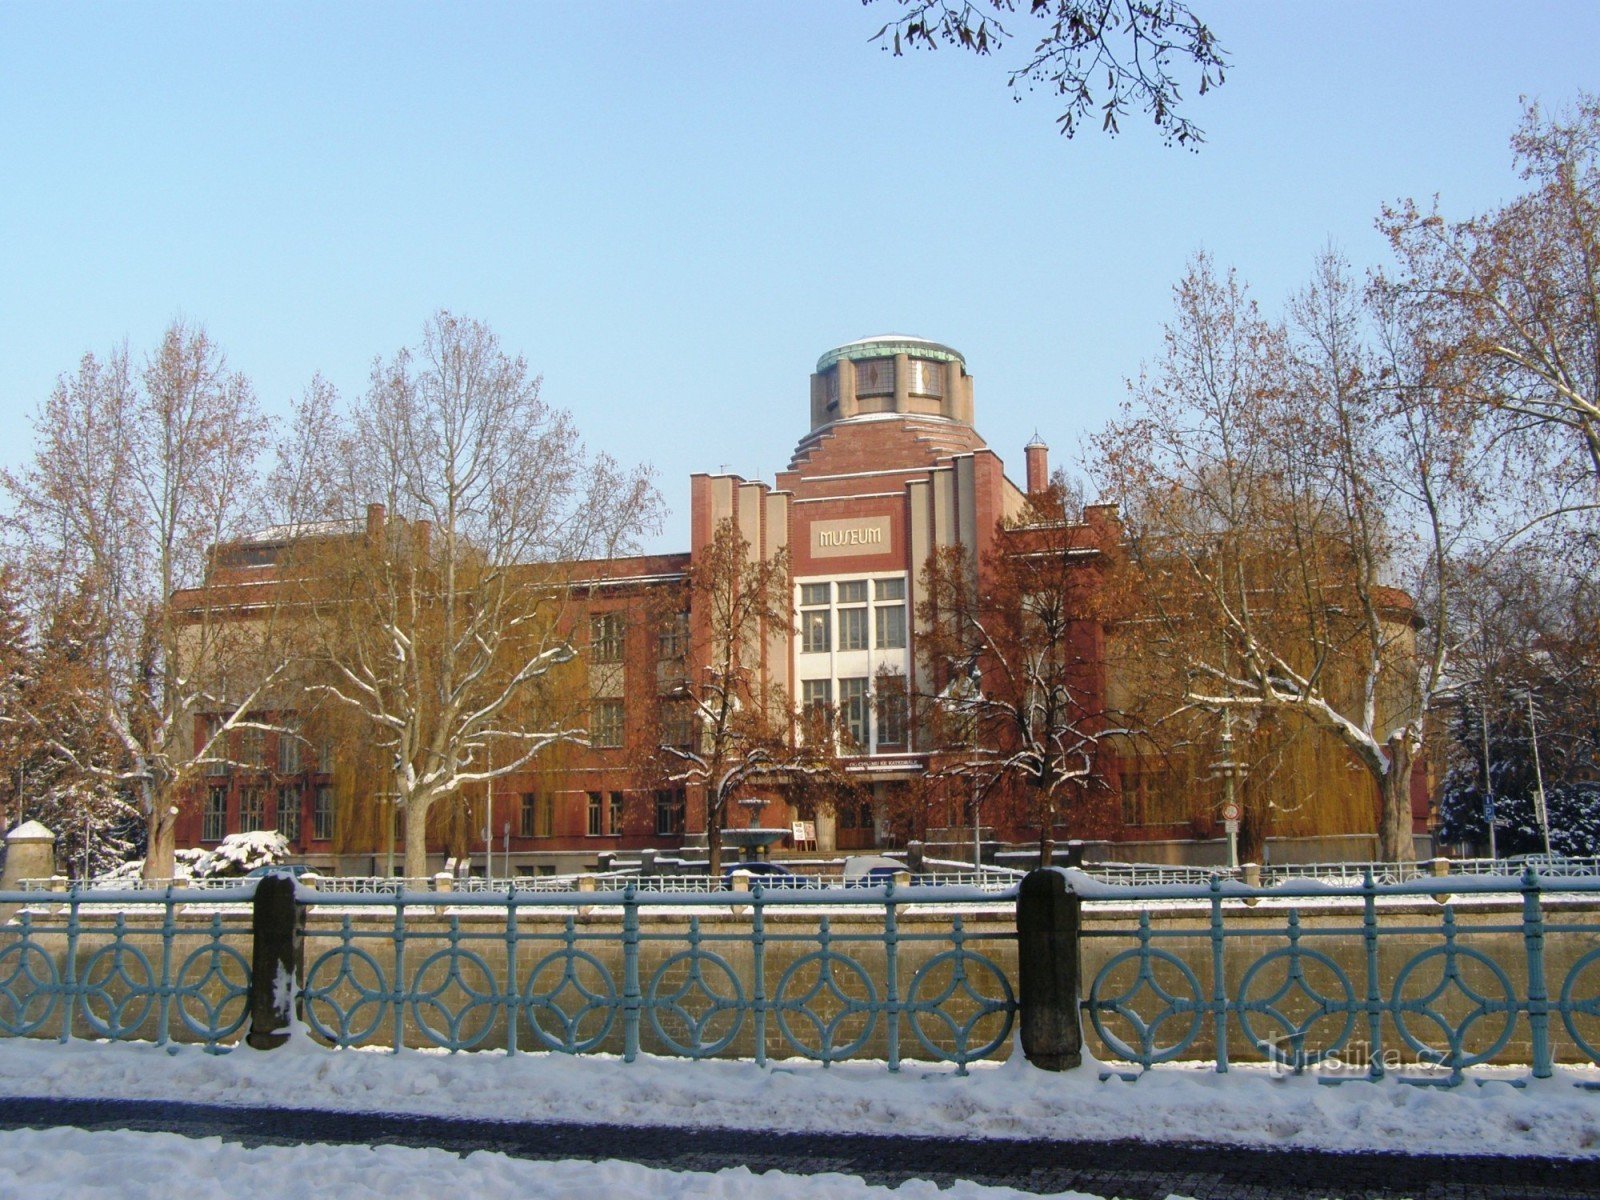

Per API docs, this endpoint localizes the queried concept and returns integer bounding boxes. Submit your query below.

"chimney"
[366,503,386,540]
[413,519,432,556]
[1025,435,1049,496]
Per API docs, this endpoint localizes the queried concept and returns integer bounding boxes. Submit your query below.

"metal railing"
[2,867,1597,1089]
[296,880,1017,1071]
[1074,868,1600,1085]
[0,884,257,1049]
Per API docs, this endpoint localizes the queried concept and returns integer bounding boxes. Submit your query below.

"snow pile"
[189,830,289,878]
[100,831,289,882]
[0,1036,1595,1159]
[0,1128,1130,1200]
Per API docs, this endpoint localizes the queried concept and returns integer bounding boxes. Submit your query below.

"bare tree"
[866,0,1227,145]
[916,476,1123,866]
[4,324,277,879]
[1093,253,1477,863]
[1383,93,1600,543]
[294,312,660,880]
[654,518,842,876]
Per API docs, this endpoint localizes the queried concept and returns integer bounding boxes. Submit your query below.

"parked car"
[245,863,316,879]
[721,861,798,888]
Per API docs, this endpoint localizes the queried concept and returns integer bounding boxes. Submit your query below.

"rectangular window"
[590,613,625,663]
[839,677,868,747]
[875,604,906,650]
[907,358,945,398]
[655,789,685,836]
[277,786,301,844]
[313,786,335,841]
[318,737,335,775]
[277,729,301,775]
[587,792,604,837]
[876,681,908,746]
[838,605,868,651]
[203,786,227,842]
[658,611,687,659]
[855,358,894,397]
[801,609,830,654]
[593,699,625,748]
[800,582,830,607]
[657,612,688,691]
[240,726,267,769]
[202,718,228,776]
[522,792,553,839]
[875,578,907,650]
[609,791,625,836]
[239,787,265,831]
[661,700,695,750]
[837,580,867,604]
[802,679,832,717]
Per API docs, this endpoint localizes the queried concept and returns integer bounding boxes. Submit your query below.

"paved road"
[0,1095,1595,1199]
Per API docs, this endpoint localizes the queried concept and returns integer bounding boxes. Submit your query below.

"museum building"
[174,334,1426,875]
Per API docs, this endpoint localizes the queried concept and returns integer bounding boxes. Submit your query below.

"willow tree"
[1093,253,1478,863]
[291,312,659,880]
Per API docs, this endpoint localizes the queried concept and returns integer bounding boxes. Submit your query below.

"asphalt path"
[0,1095,1596,1199]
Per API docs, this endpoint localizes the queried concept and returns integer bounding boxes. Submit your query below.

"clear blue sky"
[2,2,1596,550]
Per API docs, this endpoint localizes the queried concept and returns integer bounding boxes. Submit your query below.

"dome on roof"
[815,336,965,374]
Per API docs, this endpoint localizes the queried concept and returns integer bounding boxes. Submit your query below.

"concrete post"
[905,841,925,874]
[0,822,57,891]
[1241,861,1261,907]
[246,872,300,1050]
[1015,869,1082,1070]
[432,872,454,892]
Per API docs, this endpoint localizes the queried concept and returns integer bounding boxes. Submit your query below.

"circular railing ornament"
[173,941,250,1042]
[521,946,618,1053]
[0,942,59,1036]
[1234,944,1356,1069]
[1559,947,1600,1064]
[772,949,878,1062]
[1087,946,1205,1066]
[905,946,1014,1065]
[646,947,746,1057]
[301,943,390,1045]
[409,945,500,1051]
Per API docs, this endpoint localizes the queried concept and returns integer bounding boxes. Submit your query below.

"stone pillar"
[838,359,857,419]
[246,872,300,1050]
[905,840,925,873]
[1015,868,1082,1070]
[892,353,910,413]
[0,822,57,891]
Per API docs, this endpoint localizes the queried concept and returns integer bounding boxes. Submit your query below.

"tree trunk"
[706,789,723,877]
[143,792,177,881]
[403,799,430,883]
[1377,734,1418,863]
[1036,794,1055,868]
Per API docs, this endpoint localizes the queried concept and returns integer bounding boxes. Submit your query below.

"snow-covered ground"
[0,1128,1130,1200]
[0,1034,1596,1160]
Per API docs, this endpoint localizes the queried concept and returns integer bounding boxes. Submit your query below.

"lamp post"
[1527,691,1553,857]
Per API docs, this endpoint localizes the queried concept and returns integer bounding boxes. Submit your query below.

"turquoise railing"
[296,880,1017,1072]
[1,868,1597,1088]
[0,885,255,1050]
[1077,867,1600,1085]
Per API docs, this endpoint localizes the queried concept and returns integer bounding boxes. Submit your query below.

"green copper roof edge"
[815,339,965,374]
